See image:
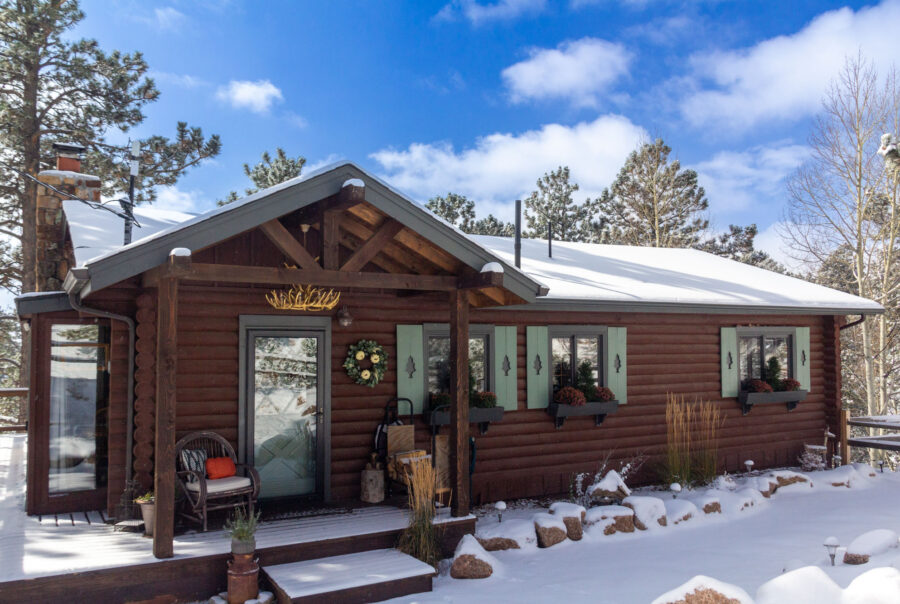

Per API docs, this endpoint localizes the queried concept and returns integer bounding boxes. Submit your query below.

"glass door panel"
[251,334,320,499]
[48,324,109,494]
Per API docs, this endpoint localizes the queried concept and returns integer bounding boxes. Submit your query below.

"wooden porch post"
[153,254,186,558]
[449,289,470,517]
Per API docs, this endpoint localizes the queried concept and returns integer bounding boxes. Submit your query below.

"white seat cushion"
[186,475,251,494]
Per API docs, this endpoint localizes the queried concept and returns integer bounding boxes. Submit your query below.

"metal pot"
[138,501,155,537]
[231,536,256,555]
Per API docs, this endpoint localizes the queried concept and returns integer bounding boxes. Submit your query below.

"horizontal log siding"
[167,285,836,504]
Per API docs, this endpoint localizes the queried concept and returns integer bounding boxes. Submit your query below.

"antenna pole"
[548,221,552,258]
[514,199,521,268]
[122,140,140,245]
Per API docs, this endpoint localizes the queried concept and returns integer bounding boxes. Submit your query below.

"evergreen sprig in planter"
[738,372,807,415]
[548,386,620,429]
[425,391,504,435]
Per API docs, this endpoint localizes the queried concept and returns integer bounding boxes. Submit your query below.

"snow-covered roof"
[63,199,196,267]
[55,160,882,316]
[470,235,883,314]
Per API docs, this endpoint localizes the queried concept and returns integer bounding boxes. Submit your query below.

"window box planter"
[425,406,504,435]
[737,390,808,415]
[548,400,619,429]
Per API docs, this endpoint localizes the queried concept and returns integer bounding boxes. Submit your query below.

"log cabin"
[15,149,882,559]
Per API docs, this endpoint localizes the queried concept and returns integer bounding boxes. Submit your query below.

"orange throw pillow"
[206,456,236,480]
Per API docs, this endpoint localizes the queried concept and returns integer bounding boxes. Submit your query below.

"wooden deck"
[0,434,473,603]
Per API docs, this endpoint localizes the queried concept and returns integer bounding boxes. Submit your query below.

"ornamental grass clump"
[661,393,724,486]
[225,506,260,542]
[398,459,442,569]
[554,386,587,407]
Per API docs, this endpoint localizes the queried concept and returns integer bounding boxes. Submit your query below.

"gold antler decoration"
[266,284,341,311]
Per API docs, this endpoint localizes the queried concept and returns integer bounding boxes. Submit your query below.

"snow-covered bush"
[799,450,827,472]
[568,451,644,507]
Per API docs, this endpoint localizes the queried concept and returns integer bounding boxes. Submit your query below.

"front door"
[247,330,325,500]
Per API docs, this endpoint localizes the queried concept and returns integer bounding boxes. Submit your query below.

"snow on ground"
[391,465,900,603]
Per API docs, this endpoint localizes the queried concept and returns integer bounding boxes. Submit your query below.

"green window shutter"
[396,324,425,413]
[526,326,549,409]
[605,327,628,405]
[720,327,739,398]
[793,326,811,391]
[493,326,518,411]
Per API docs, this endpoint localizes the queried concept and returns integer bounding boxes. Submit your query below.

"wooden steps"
[263,549,434,603]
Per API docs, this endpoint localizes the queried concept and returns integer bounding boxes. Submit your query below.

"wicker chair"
[175,431,260,532]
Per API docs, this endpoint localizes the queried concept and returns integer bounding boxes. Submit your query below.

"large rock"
[651,575,753,604]
[623,496,667,530]
[588,470,632,502]
[476,536,519,551]
[451,554,493,579]
[843,529,899,565]
[770,470,811,490]
[533,513,567,548]
[663,499,697,525]
[585,505,635,535]
[450,535,498,579]
[476,519,536,550]
[549,502,586,541]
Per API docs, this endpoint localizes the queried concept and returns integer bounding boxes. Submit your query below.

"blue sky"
[73,0,900,265]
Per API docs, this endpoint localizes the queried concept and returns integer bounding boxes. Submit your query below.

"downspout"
[65,268,136,493]
[840,315,866,331]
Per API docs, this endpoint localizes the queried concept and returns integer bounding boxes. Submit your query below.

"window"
[424,325,492,396]
[551,331,603,395]
[48,323,109,493]
[738,330,792,388]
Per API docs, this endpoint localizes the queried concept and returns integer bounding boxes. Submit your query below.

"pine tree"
[598,139,709,248]
[0,0,220,293]
[524,166,592,242]
[426,192,515,236]
[698,224,786,273]
[425,192,476,232]
[470,214,515,237]
[217,148,306,206]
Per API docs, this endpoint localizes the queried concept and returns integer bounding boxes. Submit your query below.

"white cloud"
[305,154,344,173]
[152,7,186,30]
[694,142,809,213]
[215,80,283,114]
[502,38,631,107]
[151,71,208,88]
[153,186,206,213]
[436,0,546,25]
[371,115,646,218]
[284,112,308,129]
[680,0,900,131]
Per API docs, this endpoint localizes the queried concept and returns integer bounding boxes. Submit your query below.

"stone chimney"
[35,143,99,291]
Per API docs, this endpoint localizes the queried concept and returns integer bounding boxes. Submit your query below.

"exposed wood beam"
[348,204,461,272]
[153,256,179,559]
[259,219,321,271]
[340,218,404,272]
[339,216,444,276]
[458,271,503,290]
[449,289,470,517]
[183,263,463,291]
[322,211,340,270]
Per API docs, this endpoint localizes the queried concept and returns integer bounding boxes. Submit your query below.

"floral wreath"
[343,340,388,387]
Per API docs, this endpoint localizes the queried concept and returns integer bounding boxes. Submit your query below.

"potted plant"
[134,490,154,537]
[425,390,504,434]
[225,507,261,603]
[738,359,808,414]
[225,507,260,555]
[548,362,621,428]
